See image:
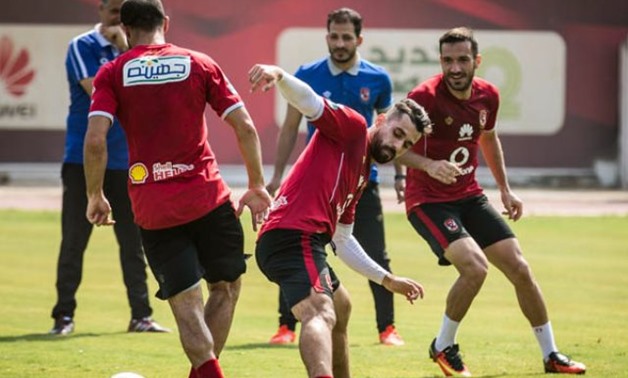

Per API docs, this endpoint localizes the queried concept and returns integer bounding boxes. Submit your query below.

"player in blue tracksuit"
[49,0,167,335]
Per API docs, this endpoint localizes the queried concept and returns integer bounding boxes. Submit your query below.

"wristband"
[394,174,406,180]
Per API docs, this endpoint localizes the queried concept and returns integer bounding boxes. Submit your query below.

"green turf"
[0,210,626,377]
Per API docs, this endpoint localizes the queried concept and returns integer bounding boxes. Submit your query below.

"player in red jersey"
[249,63,430,378]
[399,27,586,376]
[83,1,271,377]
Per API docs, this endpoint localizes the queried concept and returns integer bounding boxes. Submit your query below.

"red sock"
[196,359,224,378]
[188,366,198,378]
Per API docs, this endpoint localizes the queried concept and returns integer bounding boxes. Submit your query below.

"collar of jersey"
[326,54,361,76]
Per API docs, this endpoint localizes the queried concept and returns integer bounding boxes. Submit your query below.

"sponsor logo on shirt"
[270,195,288,211]
[458,123,473,141]
[123,55,190,86]
[128,161,195,184]
[129,163,149,184]
[152,162,194,181]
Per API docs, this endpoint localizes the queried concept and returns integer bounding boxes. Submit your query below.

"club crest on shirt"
[443,218,459,233]
[479,109,488,129]
[123,55,191,87]
[360,87,370,102]
[129,163,148,184]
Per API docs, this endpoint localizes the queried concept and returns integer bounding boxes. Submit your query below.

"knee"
[460,258,489,288]
[302,304,337,332]
[507,260,535,287]
[209,279,241,304]
[333,297,351,332]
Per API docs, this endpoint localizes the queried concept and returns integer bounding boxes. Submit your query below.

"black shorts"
[256,229,340,309]
[408,194,515,266]
[140,201,246,299]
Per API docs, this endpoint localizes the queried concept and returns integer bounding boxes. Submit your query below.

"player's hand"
[426,160,462,185]
[394,177,405,203]
[100,25,128,52]
[265,176,282,197]
[248,64,284,93]
[236,186,272,231]
[86,193,115,226]
[500,189,523,221]
[381,274,424,304]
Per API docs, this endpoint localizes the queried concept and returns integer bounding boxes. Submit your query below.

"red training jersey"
[90,43,242,229]
[259,99,370,238]
[405,74,499,213]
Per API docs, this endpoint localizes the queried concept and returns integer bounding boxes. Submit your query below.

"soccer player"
[398,26,587,376]
[249,63,430,378]
[266,7,406,347]
[50,0,168,335]
[84,1,272,377]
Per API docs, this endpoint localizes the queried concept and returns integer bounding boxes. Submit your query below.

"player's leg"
[203,278,241,356]
[257,229,336,378]
[408,201,481,377]
[51,163,93,334]
[193,202,246,357]
[468,195,586,374]
[331,283,351,378]
[353,182,401,345]
[140,222,224,376]
[292,290,336,378]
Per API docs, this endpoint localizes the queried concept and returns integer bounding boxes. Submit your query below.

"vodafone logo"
[0,36,36,97]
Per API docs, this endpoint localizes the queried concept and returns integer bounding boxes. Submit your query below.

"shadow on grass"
[0,331,127,343]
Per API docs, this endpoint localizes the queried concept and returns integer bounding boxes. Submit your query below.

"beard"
[370,139,395,164]
[445,72,473,92]
[329,47,356,65]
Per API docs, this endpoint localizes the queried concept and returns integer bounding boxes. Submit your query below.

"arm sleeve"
[332,223,388,284]
[277,72,324,120]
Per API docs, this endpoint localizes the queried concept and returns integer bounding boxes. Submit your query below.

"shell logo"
[0,36,36,97]
[129,163,149,184]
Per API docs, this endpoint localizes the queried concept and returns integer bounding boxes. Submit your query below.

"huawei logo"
[0,36,36,97]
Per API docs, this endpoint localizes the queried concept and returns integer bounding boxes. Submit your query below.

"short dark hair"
[390,98,433,134]
[439,26,479,57]
[327,8,362,37]
[121,0,165,32]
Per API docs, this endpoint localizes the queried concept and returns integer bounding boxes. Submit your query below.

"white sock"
[533,321,558,360]
[435,314,460,352]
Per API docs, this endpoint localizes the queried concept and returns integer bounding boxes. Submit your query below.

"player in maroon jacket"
[399,27,586,376]
[249,63,431,378]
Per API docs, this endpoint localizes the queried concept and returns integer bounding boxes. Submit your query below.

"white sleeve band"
[332,223,388,285]
[277,72,324,120]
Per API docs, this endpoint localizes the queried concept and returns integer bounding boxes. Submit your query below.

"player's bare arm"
[225,107,272,230]
[479,130,523,221]
[397,150,462,185]
[381,275,424,304]
[267,105,303,196]
[83,115,115,226]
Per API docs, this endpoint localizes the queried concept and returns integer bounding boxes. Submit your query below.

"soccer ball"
[111,373,145,378]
